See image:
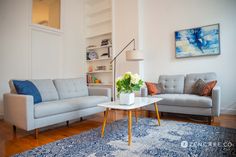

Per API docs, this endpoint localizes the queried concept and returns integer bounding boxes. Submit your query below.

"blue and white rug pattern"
[14,118,236,157]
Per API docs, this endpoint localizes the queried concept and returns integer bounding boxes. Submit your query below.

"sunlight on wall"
[32,0,60,29]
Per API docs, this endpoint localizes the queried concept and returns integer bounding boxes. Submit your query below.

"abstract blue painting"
[175,24,220,58]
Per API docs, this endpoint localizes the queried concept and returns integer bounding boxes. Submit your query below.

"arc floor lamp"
[110,38,144,100]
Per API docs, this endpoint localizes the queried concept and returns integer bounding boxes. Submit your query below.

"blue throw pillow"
[13,80,42,104]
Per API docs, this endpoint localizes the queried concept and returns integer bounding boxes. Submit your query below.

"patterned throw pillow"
[202,80,217,96]
[145,82,164,95]
[192,79,217,96]
[192,79,206,95]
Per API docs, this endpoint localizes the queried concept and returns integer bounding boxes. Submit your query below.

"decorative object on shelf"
[87,74,102,84]
[101,53,109,57]
[88,65,93,72]
[87,75,92,84]
[116,72,143,105]
[95,79,102,84]
[101,39,112,46]
[95,65,106,71]
[110,38,144,100]
[86,52,90,60]
[175,24,220,58]
[87,51,98,60]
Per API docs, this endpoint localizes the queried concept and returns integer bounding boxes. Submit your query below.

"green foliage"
[116,72,143,96]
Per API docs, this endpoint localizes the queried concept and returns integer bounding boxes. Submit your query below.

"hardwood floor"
[0,110,235,157]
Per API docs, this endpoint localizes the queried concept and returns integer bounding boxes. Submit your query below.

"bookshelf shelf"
[85,31,111,39]
[87,70,112,74]
[87,44,112,50]
[88,83,112,86]
[86,58,112,62]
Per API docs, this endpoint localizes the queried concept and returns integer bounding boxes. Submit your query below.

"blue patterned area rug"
[14,118,236,157]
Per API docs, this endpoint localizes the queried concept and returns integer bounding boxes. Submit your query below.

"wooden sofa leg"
[208,116,212,125]
[161,112,164,117]
[35,128,39,139]
[13,125,16,134]
[66,121,69,127]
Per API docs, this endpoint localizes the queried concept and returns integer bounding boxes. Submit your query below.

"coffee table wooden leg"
[135,109,138,123]
[154,102,161,126]
[128,110,132,146]
[101,108,109,137]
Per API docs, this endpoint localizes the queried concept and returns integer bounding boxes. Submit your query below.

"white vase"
[119,92,135,105]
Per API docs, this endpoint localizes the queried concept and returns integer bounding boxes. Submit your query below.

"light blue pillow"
[13,80,42,104]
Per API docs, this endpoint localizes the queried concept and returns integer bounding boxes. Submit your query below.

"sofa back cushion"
[31,79,59,102]
[9,79,59,102]
[184,72,217,94]
[13,80,42,104]
[53,78,88,99]
[158,75,185,94]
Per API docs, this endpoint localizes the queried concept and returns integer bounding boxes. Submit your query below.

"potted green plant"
[116,72,143,105]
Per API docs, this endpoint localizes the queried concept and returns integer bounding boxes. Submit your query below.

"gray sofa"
[144,72,221,124]
[4,78,111,138]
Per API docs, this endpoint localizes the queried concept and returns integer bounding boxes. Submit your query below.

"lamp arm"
[110,38,135,64]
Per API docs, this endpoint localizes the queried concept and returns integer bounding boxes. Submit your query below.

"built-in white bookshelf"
[84,0,113,97]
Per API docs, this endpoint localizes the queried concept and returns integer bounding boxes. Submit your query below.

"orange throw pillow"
[145,82,159,95]
[201,80,217,96]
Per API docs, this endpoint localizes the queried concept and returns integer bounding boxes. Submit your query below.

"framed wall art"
[175,24,220,58]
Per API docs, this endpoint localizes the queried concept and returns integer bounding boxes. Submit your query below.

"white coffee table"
[97,97,163,145]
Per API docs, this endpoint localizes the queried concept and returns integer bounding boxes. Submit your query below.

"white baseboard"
[221,108,236,115]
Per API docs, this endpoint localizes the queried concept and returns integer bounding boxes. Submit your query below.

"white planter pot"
[119,93,135,105]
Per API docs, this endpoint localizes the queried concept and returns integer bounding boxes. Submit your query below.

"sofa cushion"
[185,72,217,94]
[145,82,164,95]
[192,79,206,95]
[151,94,212,108]
[31,79,59,102]
[34,96,109,118]
[13,80,42,104]
[53,78,89,99]
[158,75,185,94]
[201,80,217,96]
[9,79,59,102]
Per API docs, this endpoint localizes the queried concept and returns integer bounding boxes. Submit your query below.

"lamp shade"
[126,50,144,61]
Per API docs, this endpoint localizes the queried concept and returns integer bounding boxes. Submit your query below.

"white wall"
[139,0,236,114]
[62,0,85,78]
[0,0,85,117]
[0,0,31,117]
[113,0,141,77]
[31,29,63,78]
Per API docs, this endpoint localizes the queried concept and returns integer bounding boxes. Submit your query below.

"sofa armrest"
[88,87,111,99]
[212,86,221,116]
[3,93,35,131]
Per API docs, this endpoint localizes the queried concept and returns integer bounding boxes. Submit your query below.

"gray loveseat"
[4,78,111,138]
[144,73,220,124]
